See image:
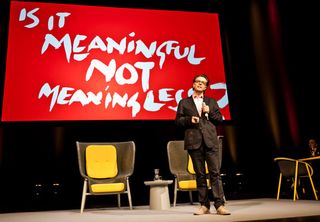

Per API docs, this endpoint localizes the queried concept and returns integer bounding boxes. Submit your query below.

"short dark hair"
[193,74,209,86]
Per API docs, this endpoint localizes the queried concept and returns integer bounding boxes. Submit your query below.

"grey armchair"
[76,141,135,213]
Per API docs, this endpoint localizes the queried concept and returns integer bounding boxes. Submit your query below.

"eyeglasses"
[194,80,207,85]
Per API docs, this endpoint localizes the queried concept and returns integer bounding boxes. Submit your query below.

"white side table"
[144,180,173,210]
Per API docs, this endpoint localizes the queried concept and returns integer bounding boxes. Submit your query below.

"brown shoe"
[193,205,210,215]
[216,206,231,215]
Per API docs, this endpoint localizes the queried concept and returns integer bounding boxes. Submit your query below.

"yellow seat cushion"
[86,145,117,178]
[91,183,125,193]
[178,179,211,189]
[187,155,209,174]
[178,180,197,189]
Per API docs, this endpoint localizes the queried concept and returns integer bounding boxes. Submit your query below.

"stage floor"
[0,198,320,222]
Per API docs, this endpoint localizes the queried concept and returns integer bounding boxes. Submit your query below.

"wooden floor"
[0,198,320,222]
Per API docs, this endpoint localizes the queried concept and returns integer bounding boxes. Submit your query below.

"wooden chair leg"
[80,179,87,213]
[127,179,133,210]
[276,174,282,200]
[306,165,318,200]
[189,191,193,204]
[117,194,121,208]
[173,179,177,207]
[293,161,299,201]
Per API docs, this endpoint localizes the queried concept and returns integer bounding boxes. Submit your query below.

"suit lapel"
[203,97,209,106]
[188,96,200,117]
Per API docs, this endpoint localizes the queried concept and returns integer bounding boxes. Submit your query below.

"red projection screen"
[1,1,230,121]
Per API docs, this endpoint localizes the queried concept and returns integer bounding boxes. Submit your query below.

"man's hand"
[192,116,200,124]
[202,104,209,113]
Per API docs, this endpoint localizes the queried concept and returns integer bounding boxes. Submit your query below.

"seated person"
[308,138,320,157]
[306,139,320,198]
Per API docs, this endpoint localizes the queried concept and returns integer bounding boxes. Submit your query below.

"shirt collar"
[193,94,204,99]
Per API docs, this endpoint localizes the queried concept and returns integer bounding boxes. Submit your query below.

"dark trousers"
[188,140,225,210]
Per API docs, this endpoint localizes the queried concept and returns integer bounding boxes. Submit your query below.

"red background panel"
[2,1,230,121]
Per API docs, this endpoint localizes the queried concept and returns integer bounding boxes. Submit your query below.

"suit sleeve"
[209,98,223,123]
[175,99,193,127]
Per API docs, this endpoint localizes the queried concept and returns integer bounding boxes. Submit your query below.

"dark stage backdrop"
[1,0,320,212]
[0,0,237,212]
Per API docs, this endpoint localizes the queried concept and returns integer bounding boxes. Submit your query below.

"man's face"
[193,76,208,93]
[309,139,318,149]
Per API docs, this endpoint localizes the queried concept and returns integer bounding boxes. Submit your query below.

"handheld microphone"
[202,102,209,120]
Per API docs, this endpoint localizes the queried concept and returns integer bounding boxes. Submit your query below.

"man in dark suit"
[175,74,230,215]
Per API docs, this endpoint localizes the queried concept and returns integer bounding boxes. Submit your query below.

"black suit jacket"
[175,96,223,150]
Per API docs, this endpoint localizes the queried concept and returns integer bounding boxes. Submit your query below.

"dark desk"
[299,156,320,161]
[298,155,320,198]
[298,156,320,178]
